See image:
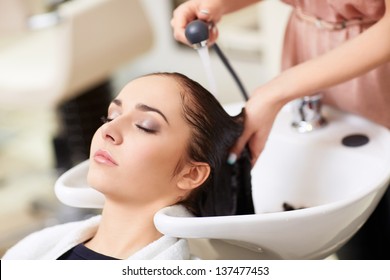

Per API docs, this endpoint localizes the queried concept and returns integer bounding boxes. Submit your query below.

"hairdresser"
[171,0,390,259]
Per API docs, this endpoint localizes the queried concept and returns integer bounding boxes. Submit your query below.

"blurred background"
[0,0,291,255]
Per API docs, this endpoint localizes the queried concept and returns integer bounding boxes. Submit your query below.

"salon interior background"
[0,0,291,256]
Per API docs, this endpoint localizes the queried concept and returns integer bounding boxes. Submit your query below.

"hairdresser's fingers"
[171,1,222,46]
[207,23,219,46]
[229,94,281,166]
[229,131,251,164]
[195,2,223,24]
[229,127,266,167]
[196,3,222,45]
[247,131,267,166]
[171,3,199,45]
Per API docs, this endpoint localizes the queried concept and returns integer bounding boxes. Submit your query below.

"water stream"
[196,47,218,96]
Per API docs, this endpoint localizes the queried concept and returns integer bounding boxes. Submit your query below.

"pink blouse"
[281,0,390,128]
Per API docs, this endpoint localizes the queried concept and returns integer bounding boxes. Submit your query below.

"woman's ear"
[177,162,211,191]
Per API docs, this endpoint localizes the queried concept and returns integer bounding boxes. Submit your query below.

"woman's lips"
[93,149,118,166]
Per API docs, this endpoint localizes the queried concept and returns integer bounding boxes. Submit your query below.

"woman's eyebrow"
[136,103,169,125]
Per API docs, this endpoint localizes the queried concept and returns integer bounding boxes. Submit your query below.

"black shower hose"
[211,43,249,101]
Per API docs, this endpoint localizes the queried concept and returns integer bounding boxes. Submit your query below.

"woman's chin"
[87,166,110,193]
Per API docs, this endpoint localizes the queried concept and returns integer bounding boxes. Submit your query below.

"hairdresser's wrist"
[249,80,291,114]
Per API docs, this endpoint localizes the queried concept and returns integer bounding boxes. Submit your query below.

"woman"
[171,0,390,259]
[2,72,245,260]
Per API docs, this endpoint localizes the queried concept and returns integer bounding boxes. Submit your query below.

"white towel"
[2,211,191,260]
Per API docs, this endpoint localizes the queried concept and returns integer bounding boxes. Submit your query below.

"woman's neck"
[85,201,163,259]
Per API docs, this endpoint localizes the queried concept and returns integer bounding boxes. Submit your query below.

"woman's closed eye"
[136,119,160,134]
[101,116,113,124]
[101,110,120,124]
[100,115,160,134]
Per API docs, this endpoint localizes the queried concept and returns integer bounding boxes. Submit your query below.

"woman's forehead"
[119,75,181,100]
[114,75,186,122]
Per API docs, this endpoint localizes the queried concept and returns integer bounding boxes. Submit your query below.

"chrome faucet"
[291,93,327,133]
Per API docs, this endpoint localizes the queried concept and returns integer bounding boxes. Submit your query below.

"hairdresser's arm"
[232,0,390,166]
[171,0,261,46]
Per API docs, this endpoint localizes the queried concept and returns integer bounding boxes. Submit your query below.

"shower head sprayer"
[185,20,209,49]
[185,19,249,101]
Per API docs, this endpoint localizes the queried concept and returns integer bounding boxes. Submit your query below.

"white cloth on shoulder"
[2,209,192,260]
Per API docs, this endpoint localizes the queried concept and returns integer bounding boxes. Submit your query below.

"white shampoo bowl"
[54,103,390,259]
[155,103,390,259]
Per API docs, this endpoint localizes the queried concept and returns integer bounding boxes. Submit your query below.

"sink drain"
[342,134,369,147]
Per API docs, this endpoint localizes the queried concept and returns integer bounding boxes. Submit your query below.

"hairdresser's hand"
[171,0,223,46]
[230,85,286,167]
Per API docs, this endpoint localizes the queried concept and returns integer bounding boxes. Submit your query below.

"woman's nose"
[101,120,123,145]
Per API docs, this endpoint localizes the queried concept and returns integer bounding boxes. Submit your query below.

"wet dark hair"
[143,72,251,217]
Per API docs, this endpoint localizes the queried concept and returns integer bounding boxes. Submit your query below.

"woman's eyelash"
[101,116,113,124]
[101,116,158,134]
[136,124,157,134]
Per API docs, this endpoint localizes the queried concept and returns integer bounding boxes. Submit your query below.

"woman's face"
[87,75,192,209]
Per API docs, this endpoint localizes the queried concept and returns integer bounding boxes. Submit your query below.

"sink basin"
[154,102,390,259]
[0,0,153,108]
[54,102,390,259]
